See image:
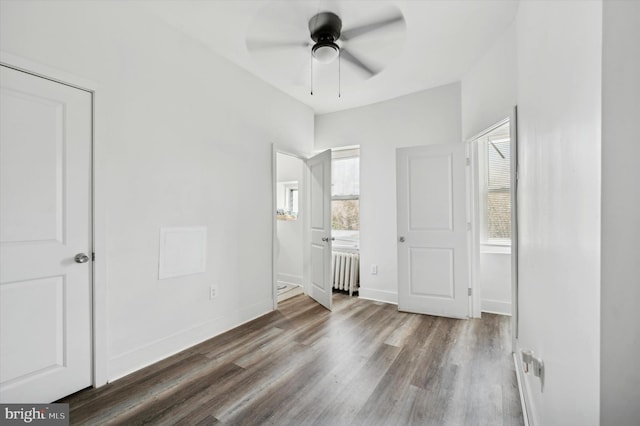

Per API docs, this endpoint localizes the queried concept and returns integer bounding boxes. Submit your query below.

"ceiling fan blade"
[246,39,309,52]
[340,14,405,41]
[340,49,380,77]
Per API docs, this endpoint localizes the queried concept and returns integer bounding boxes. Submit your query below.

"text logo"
[1,404,68,425]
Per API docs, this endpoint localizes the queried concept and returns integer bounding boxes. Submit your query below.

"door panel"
[0,277,65,383]
[0,65,92,402]
[307,150,332,310]
[409,247,454,298]
[397,144,469,318]
[0,88,64,243]
[409,155,453,231]
[310,160,325,230]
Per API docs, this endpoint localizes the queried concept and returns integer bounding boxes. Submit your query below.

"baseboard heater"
[331,251,360,296]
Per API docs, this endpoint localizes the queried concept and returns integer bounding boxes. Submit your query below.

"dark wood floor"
[61,294,523,425]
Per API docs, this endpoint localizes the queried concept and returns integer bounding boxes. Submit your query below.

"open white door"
[396,143,469,318]
[306,150,332,311]
[0,65,93,402]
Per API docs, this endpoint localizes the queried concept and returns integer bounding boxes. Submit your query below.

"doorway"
[0,64,93,402]
[273,147,360,311]
[275,152,305,304]
[330,147,361,297]
[469,118,515,319]
[272,147,333,310]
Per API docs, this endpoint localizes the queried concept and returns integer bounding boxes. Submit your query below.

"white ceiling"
[144,0,518,115]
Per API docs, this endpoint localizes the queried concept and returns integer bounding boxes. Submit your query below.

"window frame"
[478,130,512,252]
[331,148,360,248]
[286,185,298,216]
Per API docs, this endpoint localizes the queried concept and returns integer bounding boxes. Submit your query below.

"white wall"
[315,83,461,304]
[0,0,313,380]
[601,1,640,424]
[461,23,517,317]
[461,22,517,141]
[516,1,602,424]
[276,153,304,286]
[478,252,511,315]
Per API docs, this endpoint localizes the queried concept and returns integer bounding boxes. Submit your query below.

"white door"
[396,143,469,318]
[0,65,93,402]
[306,150,332,310]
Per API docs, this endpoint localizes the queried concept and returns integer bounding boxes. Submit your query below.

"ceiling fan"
[246,5,406,83]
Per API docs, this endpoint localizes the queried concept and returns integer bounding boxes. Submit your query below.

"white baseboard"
[513,353,530,426]
[481,299,512,316]
[358,288,398,305]
[108,297,273,381]
[514,341,536,426]
[277,272,303,287]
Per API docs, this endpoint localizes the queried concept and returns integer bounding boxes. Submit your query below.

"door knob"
[74,253,90,264]
[322,237,329,242]
[399,236,405,243]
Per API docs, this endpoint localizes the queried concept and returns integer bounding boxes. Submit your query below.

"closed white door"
[0,65,93,402]
[396,144,469,318]
[307,150,332,311]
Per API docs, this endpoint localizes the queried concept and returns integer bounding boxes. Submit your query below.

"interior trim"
[0,51,107,387]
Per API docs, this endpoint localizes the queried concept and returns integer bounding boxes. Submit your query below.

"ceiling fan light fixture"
[312,41,339,63]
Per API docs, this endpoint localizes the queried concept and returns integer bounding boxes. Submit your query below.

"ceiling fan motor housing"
[309,11,342,43]
[309,12,342,63]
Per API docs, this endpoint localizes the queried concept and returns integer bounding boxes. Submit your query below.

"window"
[487,138,511,241]
[276,181,298,220]
[287,186,298,216]
[478,122,511,247]
[332,149,359,249]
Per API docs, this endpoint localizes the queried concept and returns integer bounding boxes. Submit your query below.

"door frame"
[510,106,519,351]
[1,51,108,387]
[271,144,311,310]
[468,117,510,318]
[467,110,519,352]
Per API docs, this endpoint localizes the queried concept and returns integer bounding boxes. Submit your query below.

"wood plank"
[60,294,523,426]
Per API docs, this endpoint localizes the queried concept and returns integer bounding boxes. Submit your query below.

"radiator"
[331,251,360,296]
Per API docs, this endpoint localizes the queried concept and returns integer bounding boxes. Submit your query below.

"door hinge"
[92,252,95,261]
[466,157,470,166]
[468,288,473,296]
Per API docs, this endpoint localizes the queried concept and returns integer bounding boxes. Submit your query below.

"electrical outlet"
[371,264,378,275]
[521,349,545,391]
[209,285,217,300]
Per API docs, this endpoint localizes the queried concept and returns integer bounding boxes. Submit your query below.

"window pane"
[487,139,511,240]
[488,191,511,239]
[488,140,510,190]
[332,157,359,196]
[289,189,298,215]
[332,200,359,231]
